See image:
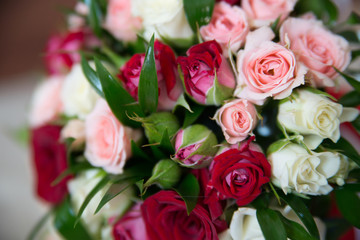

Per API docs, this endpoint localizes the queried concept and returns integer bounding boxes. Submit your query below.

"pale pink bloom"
[280,17,351,87]
[200,2,249,55]
[214,99,257,144]
[84,99,141,174]
[29,76,64,127]
[61,119,86,148]
[104,0,142,42]
[242,0,297,27]
[235,26,306,105]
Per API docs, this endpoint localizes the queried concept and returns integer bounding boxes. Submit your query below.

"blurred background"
[0,0,75,239]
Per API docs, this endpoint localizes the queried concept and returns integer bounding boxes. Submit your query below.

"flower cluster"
[28,0,360,239]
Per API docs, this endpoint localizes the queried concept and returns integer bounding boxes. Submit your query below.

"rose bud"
[144,159,182,189]
[210,137,271,206]
[277,89,359,149]
[173,125,218,168]
[178,40,236,105]
[235,26,306,105]
[280,17,351,87]
[268,142,341,195]
[119,40,183,111]
[200,2,249,55]
[214,99,258,144]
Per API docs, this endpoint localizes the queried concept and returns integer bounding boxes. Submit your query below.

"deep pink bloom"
[30,125,70,204]
[216,0,240,5]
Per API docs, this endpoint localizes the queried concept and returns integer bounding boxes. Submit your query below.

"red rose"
[177,40,235,105]
[210,138,271,206]
[31,125,70,204]
[119,40,183,110]
[44,29,99,75]
[113,204,148,240]
[141,190,223,240]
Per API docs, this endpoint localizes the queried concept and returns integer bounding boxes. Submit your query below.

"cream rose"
[67,169,134,236]
[29,76,64,127]
[84,98,141,174]
[60,119,86,149]
[228,206,326,240]
[104,0,142,42]
[268,143,341,195]
[280,17,351,87]
[132,0,193,41]
[235,26,306,105]
[277,89,359,149]
[214,99,258,144]
[242,0,297,27]
[61,63,100,119]
[200,2,249,55]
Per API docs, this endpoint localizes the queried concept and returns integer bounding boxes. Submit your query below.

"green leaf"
[81,55,104,98]
[322,137,360,167]
[75,174,111,226]
[325,218,353,240]
[279,214,317,240]
[336,183,360,192]
[136,179,144,194]
[294,0,338,24]
[267,139,291,155]
[138,34,158,114]
[85,0,103,37]
[94,57,144,128]
[174,174,200,215]
[95,179,138,214]
[27,211,52,240]
[206,71,234,106]
[334,68,360,93]
[256,209,287,240]
[339,90,360,107]
[52,162,93,186]
[144,159,181,189]
[174,94,193,113]
[143,112,180,144]
[183,0,215,32]
[102,45,129,69]
[335,187,360,228]
[55,198,92,240]
[278,192,320,239]
[159,129,175,153]
[131,140,153,162]
[183,102,205,128]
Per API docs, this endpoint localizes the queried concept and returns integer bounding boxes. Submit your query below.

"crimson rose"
[31,125,71,204]
[210,139,271,206]
[141,190,223,240]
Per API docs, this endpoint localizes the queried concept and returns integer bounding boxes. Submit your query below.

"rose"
[61,63,100,119]
[132,0,193,41]
[277,89,359,149]
[112,204,148,240]
[200,2,249,55]
[242,0,297,27]
[178,40,236,105]
[141,190,224,240]
[67,2,88,30]
[173,125,218,168]
[29,76,63,127]
[210,138,271,206]
[234,26,306,105]
[104,0,142,42]
[216,0,240,5]
[68,170,134,236]
[268,142,341,195]
[30,124,70,204]
[119,40,183,110]
[84,99,141,174]
[214,99,258,144]
[280,17,351,87]
[60,119,85,149]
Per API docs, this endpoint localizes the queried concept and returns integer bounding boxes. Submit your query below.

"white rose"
[328,154,350,186]
[67,170,134,236]
[36,214,64,240]
[132,0,193,41]
[61,63,100,119]
[277,90,359,149]
[268,143,340,195]
[228,206,326,240]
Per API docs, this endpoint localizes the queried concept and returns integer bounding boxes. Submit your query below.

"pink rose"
[200,2,249,55]
[112,204,148,240]
[216,0,240,5]
[280,17,351,87]
[104,0,142,42]
[242,0,297,27]
[84,99,141,174]
[119,40,183,110]
[177,40,235,105]
[235,26,306,105]
[29,76,64,127]
[214,99,257,144]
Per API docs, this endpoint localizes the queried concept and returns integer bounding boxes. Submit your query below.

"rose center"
[226,169,249,186]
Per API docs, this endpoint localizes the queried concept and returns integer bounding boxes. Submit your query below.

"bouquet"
[27,0,360,239]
